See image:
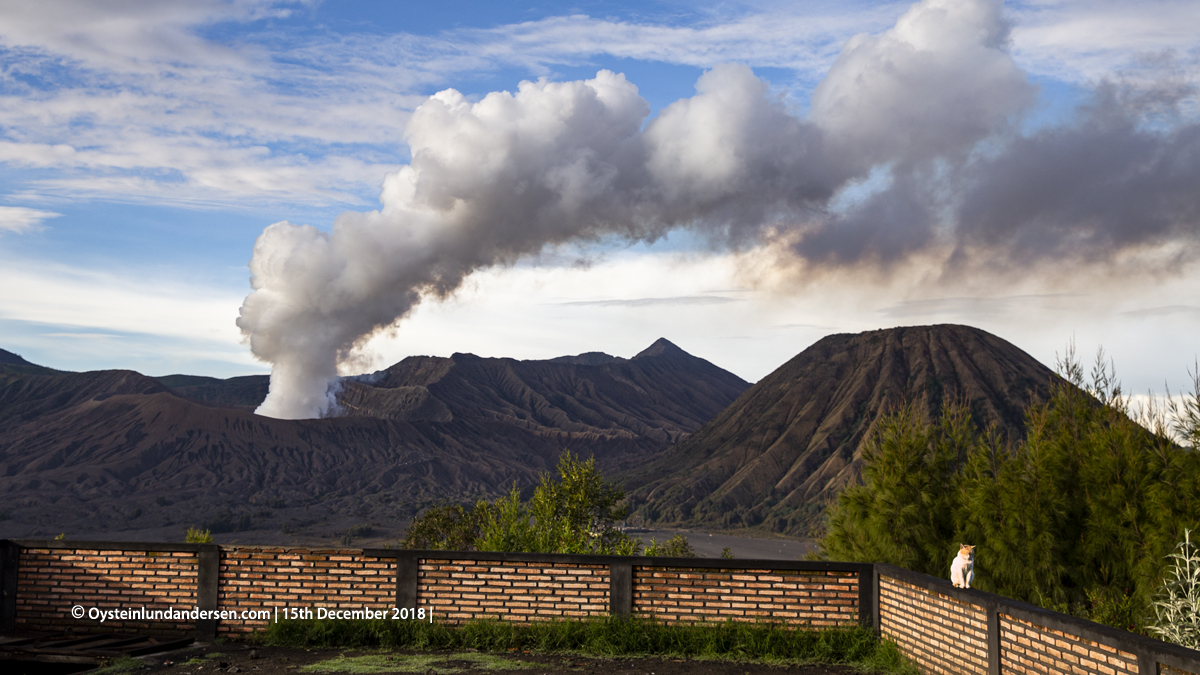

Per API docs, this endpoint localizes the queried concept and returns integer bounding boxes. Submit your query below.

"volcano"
[624,324,1063,537]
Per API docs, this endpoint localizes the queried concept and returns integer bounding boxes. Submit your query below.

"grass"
[259,616,916,674]
[176,652,225,667]
[302,653,537,673]
[90,656,147,674]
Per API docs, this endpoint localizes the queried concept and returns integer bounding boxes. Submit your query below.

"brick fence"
[874,563,1200,675]
[2,540,1198,675]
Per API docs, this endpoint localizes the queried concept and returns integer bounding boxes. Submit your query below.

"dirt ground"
[133,641,863,675]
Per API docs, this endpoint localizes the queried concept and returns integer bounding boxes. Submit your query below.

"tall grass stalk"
[259,616,914,674]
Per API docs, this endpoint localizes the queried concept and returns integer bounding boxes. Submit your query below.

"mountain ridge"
[0,339,749,542]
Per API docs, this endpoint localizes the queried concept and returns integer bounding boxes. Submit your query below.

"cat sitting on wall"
[951,544,975,588]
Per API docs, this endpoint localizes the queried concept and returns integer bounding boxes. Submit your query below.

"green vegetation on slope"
[821,347,1200,633]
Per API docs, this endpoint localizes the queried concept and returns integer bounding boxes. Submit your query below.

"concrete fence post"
[986,600,1001,675]
[609,562,632,616]
[856,563,874,630]
[0,540,17,633]
[1137,648,1158,675]
[196,544,220,641]
[871,564,881,636]
[396,556,419,610]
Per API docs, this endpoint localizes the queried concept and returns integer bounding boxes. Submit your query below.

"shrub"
[402,502,492,550]
[186,527,214,543]
[645,534,697,557]
[403,451,644,555]
[1148,529,1200,649]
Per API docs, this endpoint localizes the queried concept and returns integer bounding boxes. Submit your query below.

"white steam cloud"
[238,0,1200,419]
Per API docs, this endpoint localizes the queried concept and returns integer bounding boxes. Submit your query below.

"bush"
[645,534,697,557]
[186,527,214,543]
[402,502,491,550]
[1149,529,1200,649]
[403,451,643,555]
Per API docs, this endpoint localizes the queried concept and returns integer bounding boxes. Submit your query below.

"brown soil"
[136,642,862,675]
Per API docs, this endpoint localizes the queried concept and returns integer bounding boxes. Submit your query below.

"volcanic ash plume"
[238,0,1200,419]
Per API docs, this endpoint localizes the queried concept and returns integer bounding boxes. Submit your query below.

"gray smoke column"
[237,0,1200,419]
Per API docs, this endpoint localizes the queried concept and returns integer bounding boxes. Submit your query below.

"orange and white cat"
[950,544,975,588]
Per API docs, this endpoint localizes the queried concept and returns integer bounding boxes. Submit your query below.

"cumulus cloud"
[953,79,1200,263]
[0,206,60,234]
[239,0,1200,419]
[811,0,1034,167]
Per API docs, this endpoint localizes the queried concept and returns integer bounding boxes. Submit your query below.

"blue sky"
[1,0,1199,415]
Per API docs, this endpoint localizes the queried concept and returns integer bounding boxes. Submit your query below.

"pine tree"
[823,346,1200,633]
[822,399,973,577]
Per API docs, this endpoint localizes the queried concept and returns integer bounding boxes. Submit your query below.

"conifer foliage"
[822,347,1200,634]
[821,400,975,576]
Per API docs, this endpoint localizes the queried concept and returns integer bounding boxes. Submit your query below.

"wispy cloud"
[878,294,1083,318]
[772,323,838,331]
[40,332,122,339]
[0,257,245,344]
[1010,0,1200,82]
[453,6,904,76]
[1122,304,1200,318]
[0,206,61,233]
[559,295,741,308]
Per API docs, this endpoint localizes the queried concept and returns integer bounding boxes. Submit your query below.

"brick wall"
[5,540,1200,675]
[217,547,394,635]
[879,576,989,675]
[417,559,610,623]
[632,566,858,626]
[15,547,198,636]
[876,564,1200,675]
[999,614,1138,675]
